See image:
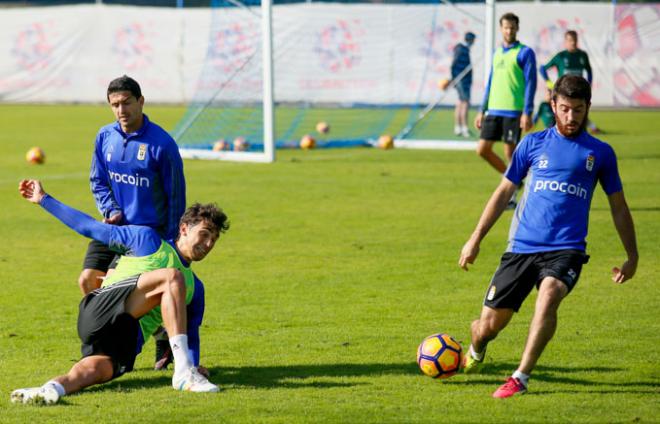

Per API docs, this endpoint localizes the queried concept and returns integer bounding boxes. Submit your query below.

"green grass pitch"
[0,104,658,423]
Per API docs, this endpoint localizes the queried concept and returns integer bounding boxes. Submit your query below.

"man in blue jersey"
[450,32,476,138]
[475,13,537,208]
[80,75,186,370]
[11,179,228,405]
[458,75,638,398]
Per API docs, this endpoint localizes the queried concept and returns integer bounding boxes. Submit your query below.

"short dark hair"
[553,75,591,104]
[499,12,519,27]
[465,32,476,43]
[107,75,142,101]
[565,30,578,41]
[180,202,230,236]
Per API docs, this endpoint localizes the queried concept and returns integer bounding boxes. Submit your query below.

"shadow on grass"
[82,361,656,395]
[475,362,623,376]
[453,362,659,393]
[210,362,420,389]
[527,389,660,395]
[81,362,419,393]
[84,375,172,393]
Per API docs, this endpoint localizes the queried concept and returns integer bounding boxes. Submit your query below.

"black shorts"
[78,275,141,379]
[484,250,590,312]
[455,82,471,102]
[480,114,522,144]
[83,240,120,272]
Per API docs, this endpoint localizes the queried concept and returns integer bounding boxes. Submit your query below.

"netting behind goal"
[173,1,485,160]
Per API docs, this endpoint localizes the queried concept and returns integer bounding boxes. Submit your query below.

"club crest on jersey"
[137,144,147,161]
[586,154,595,171]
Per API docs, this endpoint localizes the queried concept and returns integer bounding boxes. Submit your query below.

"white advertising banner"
[0,3,657,107]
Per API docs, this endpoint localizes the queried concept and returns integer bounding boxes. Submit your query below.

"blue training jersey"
[504,127,622,253]
[90,114,186,240]
[39,194,204,364]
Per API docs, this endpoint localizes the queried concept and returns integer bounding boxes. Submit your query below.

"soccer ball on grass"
[315,121,330,134]
[212,139,229,152]
[300,134,316,150]
[233,137,249,152]
[417,333,463,379]
[377,134,394,150]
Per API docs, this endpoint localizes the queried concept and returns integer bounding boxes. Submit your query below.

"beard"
[556,111,589,137]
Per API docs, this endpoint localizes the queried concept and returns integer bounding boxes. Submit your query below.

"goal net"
[174,0,488,161]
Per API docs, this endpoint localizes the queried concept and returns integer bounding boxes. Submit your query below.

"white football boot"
[10,386,60,405]
[172,367,220,392]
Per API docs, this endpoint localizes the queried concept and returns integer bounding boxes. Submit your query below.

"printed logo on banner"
[613,5,660,107]
[207,22,258,74]
[113,23,153,71]
[314,19,364,73]
[12,22,55,71]
[421,20,468,75]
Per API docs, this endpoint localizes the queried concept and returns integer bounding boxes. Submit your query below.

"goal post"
[174,0,275,163]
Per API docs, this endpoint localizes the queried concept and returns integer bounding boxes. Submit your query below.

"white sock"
[43,380,66,397]
[469,345,484,361]
[512,370,530,387]
[169,334,193,375]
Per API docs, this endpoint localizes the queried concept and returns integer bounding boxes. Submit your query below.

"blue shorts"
[455,82,471,102]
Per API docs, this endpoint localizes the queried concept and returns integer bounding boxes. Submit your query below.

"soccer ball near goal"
[377,134,394,150]
[300,134,316,150]
[315,121,330,134]
[26,147,45,164]
[417,333,463,379]
[233,137,249,152]
[212,139,229,152]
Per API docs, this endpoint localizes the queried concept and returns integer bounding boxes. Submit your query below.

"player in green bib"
[475,12,537,209]
[540,30,601,133]
[12,179,229,405]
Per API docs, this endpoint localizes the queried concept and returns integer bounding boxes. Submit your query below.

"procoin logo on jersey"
[137,144,147,161]
[534,179,588,199]
[586,155,595,172]
[108,171,150,188]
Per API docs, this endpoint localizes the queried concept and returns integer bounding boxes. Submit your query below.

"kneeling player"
[11,180,229,404]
